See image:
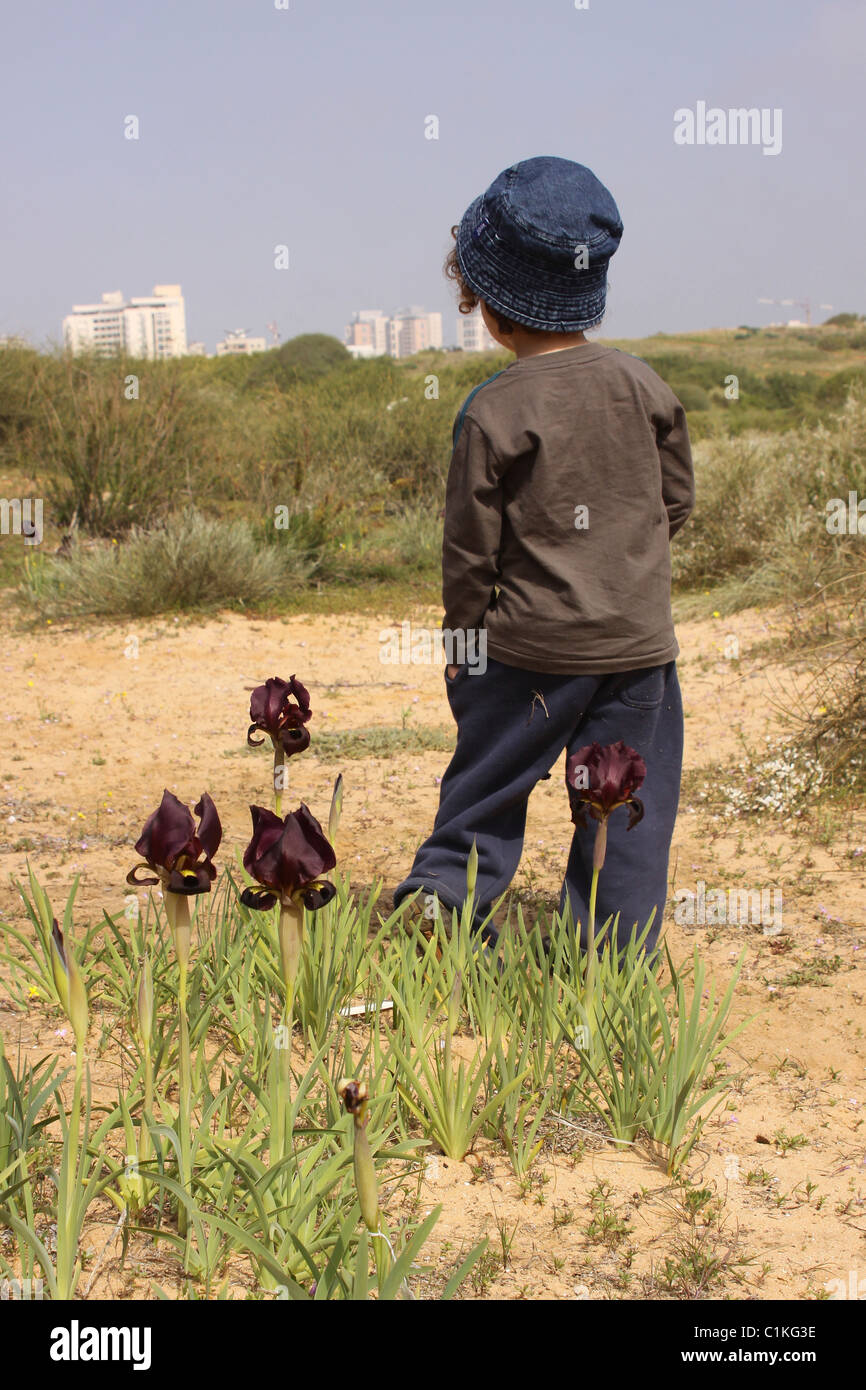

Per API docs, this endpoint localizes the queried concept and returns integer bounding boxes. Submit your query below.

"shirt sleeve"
[657,400,696,539]
[442,416,506,633]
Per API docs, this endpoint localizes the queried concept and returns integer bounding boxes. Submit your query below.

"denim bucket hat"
[455,156,623,332]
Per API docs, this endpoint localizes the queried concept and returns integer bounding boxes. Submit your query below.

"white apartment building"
[344,309,390,358]
[215,329,267,356]
[63,285,188,359]
[387,306,443,358]
[456,307,499,352]
[344,307,443,359]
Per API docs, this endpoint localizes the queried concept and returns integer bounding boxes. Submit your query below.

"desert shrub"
[672,388,866,603]
[641,356,830,422]
[10,353,264,535]
[795,636,866,791]
[760,371,820,409]
[0,344,42,451]
[671,383,711,412]
[816,331,866,351]
[338,505,443,580]
[277,505,443,586]
[815,366,866,408]
[21,508,314,618]
[4,335,863,612]
[243,333,351,391]
[238,358,453,524]
[724,569,866,797]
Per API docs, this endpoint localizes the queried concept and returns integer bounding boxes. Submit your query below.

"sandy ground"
[0,603,864,1300]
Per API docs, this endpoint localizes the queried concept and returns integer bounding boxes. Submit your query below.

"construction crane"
[757,297,834,326]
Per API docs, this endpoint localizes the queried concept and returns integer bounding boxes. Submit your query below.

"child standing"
[393,156,695,956]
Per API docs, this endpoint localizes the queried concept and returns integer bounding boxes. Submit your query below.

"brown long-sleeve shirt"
[441,342,695,675]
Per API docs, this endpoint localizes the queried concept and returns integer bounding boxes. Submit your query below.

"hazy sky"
[2,0,863,351]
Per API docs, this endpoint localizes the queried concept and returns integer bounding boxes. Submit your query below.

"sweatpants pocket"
[616,664,667,710]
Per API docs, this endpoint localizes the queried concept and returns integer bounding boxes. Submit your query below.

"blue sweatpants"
[393,657,683,955]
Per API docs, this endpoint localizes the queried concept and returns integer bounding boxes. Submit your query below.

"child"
[393,156,695,956]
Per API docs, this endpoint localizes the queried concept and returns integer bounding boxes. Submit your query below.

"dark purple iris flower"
[127,790,222,895]
[247,676,312,757]
[565,741,646,832]
[240,803,336,912]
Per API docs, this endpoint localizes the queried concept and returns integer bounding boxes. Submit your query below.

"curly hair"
[444,226,480,315]
[444,225,543,337]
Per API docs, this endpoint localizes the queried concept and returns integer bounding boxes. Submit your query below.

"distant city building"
[344,306,443,359]
[187,340,208,356]
[63,285,187,359]
[344,309,390,358]
[456,308,499,352]
[388,306,443,358]
[215,329,267,356]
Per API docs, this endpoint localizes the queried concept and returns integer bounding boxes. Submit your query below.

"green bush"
[4,333,865,618]
[670,383,711,412]
[816,331,866,352]
[672,388,866,604]
[816,366,866,407]
[7,353,264,535]
[244,333,351,391]
[21,508,314,618]
[0,344,41,448]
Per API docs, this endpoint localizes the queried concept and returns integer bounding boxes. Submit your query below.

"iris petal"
[166,866,212,895]
[297,880,337,911]
[240,887,278,911]
[278,725,311,756]
[134,789,196,872]
[126,864,160,886]
[194,792,222,861]
[130,790,220,894]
